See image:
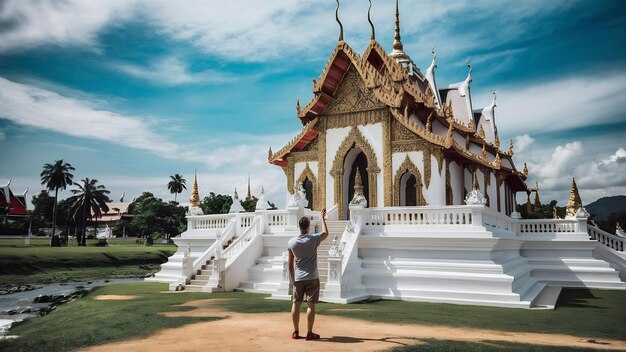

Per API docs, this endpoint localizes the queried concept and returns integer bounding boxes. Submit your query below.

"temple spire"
[189,170,200,207]
[367,0,375,40]
[565,177,583,217]
[335,0,344,42]
[246,175,252,200]
[392,0,403,51]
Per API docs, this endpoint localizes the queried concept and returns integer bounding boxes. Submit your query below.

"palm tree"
[67,178,111,246]
[40,160,75,245]
[167,174,187,203]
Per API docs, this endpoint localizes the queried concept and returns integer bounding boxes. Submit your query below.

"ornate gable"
[323,66,385,115]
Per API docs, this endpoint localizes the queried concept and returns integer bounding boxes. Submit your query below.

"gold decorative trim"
[285,158,295,195]
[290,151,318,163]
[325,109,387,129]
[330,127,380,219]
[296,163,319,210]
[318,119,327,209]
[393,155,427,206]
[382,113,392,206]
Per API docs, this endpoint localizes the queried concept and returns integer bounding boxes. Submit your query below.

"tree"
[167,174,187,203]
[67,178,111,246]
[241,196,258,213]
[200,192,232,214]
[40,160,75,245]
[30,190,55,231]
[127,192,187,240]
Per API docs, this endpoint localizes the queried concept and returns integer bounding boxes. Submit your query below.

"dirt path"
[93,295,137,300]
[81,299,626,352]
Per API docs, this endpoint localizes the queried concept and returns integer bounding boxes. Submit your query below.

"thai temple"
[148,1,626,308]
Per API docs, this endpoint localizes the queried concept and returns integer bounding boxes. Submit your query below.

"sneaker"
[292,331,300,340]
[305,332,320,341]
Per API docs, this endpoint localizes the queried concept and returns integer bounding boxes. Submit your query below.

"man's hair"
[299,217,310,232]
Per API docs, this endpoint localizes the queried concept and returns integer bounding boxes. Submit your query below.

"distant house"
[0,180,28,216]
[93,201,132,223]
[0,180,29,236]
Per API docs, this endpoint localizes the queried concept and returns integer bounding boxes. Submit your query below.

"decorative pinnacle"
[565,177,583,217]
[296,99,301,115]
[367,0,375,40]
[335,0,344,42]
[189,170,200,207]
[472,170,479,191]
[392,0,403,51]
[354,171,364,196]
[522,162,529,176]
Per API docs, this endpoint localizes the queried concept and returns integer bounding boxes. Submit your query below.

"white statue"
[287,183,308,208]
[187,206,204,216]
[255,186,270,210]
[616,223,626,237]
[464,172,487,205]
[229,188,245,213]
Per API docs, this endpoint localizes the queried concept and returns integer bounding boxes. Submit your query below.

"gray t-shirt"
[288,233,322,282]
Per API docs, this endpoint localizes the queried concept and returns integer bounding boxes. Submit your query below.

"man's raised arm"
[320,208,329,241]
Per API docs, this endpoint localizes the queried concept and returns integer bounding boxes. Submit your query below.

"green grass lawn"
[0,245,176,284]
[1,283,624,352]
[0,237,149,247]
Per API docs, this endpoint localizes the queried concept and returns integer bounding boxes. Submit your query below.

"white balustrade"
[588,225,625,252]
[363,206,473,228]
[266,210,290,227]
[518,220,578,234]
[188,213,234,230]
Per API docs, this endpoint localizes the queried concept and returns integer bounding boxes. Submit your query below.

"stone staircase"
[319,220,349,290]
[184,236,237,292]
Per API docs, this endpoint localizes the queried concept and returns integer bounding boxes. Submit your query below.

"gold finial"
[481,142,487,160]
[335,0,344,42]
[493,153,501,168]
[296,100,301,115]
[494,134,500,149]
[189,170,200,207]
[508,139,514,155]
[534,182,541,206]
[267,146,273,160]
[392,0,403,51]
[565,177,582,217]
[367,0,375,40]
[354,170,364,196]
[522,162,528,176]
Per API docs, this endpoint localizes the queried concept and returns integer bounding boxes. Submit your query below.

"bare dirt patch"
[82,299,626,352]
[93,295,138,301]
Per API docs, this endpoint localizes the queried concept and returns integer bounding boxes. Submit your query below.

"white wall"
[449,161,463,205]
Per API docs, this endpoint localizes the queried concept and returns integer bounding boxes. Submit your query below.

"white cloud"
[521,141,626,205]
[601,147,626,165]
[0,76,178,155]
[514,134,534,154]
[476,72,626,135]
[0,0,135,53]
[0,0,575,63]
[112,56,233,86]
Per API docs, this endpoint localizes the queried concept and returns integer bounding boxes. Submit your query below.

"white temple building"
[147,1,626,308]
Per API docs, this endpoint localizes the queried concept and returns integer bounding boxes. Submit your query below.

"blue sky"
[0,0,625,207]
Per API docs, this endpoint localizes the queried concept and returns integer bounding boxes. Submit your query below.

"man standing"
[288,208,329,341]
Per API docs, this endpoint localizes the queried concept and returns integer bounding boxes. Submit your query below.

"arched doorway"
[399,172,417,206]
[303,177,314,210]
[394,155,427,206]
[343,148,369,217]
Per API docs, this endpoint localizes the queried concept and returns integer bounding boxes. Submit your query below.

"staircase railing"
[221,216,262,265]
[190,219,236,274]
[588,224,625,252]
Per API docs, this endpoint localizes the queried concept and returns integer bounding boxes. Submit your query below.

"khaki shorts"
[292,278,320,303]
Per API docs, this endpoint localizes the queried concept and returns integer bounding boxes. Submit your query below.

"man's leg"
[291,302,301,333]
[306,302,315,333]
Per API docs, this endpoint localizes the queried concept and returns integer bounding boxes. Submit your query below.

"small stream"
[0,278,143,335]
